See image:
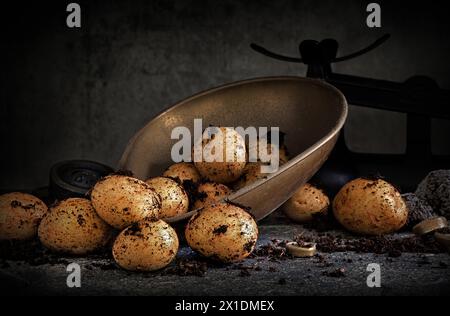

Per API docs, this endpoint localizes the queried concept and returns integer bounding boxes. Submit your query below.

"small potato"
[233,162,268,190]
[91,175,161,230]
[145,177,189,219]
[163,163,201,184]
[194,182,232,210]
[194,127,246,183]
[112,219,179,271]
[185,202,258,262]
[283,183,330,223]
[38,198,112,254]
[333,178,408,235]
[0,192,48,240]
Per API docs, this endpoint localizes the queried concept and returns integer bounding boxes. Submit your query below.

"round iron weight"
[49,160,114,200]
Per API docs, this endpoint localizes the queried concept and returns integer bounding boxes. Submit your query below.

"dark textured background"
[1,0,450,190]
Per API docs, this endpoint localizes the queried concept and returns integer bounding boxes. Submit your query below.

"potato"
[38,198,112,254]
[194,127,246,183]
[0,192,48,240]
[145,177,189,219]
[185,202,258,262]
[283,183,330,223]
[333,178,408,235]
[247,139,289,165]
[112,219,179,271]
[91,175,161,230]
[163,162,201,184]
[232,162,268,190]
[193,182,232,210]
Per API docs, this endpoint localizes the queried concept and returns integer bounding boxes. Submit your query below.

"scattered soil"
[294,233,445,255]
[322,268,346,278]
[0,240,71,266]
[250,239,292,261]
[162,258,209,277]
[0,239,113,268]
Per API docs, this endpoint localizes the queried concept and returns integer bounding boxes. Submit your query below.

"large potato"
[185,202,258,262]
[112,219,179,271]
[0,192,48,240]
[333,178,408,235]
[38,198,112,254]
[194,127,246,183]
[145,177,189,219]
[91,175,161,230]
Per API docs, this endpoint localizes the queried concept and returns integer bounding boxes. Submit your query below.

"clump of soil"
[110,169,134,177]
[415,170,450,219]
[230,262,262,277]
[402,193,437,229]
[182,180,200,209]
[250,239,292,261]
[162,258,209,277]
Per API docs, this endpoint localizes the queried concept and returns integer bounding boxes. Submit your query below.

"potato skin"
[247,140,289,165]
[38,198,112,254]
[232,162,268,190]
[185,202,258,262]
[145,177,189,219]
[163,163,201,184]
[194,127,246,183]
[193,182,232,210]
[283,183,330,223]
[333,178,408,235]
[0,192,48,240]
[91,175,161,230]
[112,219,179,271]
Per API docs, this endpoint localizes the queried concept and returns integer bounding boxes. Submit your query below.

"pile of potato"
[0,127,281,271]
[1,125,410,273]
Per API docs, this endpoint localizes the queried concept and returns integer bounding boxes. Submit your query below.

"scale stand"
[251,34,450,194]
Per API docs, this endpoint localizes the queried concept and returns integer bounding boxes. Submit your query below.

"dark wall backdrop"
[1,0,450,190]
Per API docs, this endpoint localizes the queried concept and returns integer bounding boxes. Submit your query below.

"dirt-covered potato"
[145,177,189,219]
[112,219,179,271]
[185,202,258,262]
[333,178,408,235]
[247,139,289,165]
[193,182,232,210]
[163,162,201,184]
[194,127,246,183]
[232,162,268,190]
[0,192,48,240]
[38,198,112,254]
[91,175,161,230]
[283,183,330,223]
